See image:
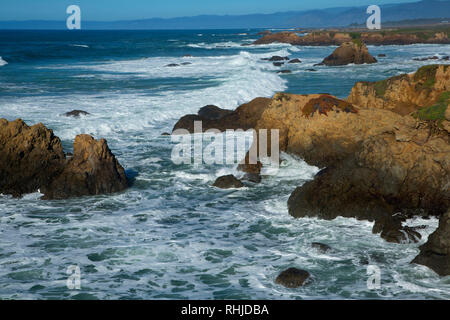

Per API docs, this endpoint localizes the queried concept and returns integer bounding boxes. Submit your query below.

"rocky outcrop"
[253,31,302,45]
[212,175,244,189]
[319,41,377,66]
[348,65,450,115]
[198,105,233,120]
[172,98,272,133]
[275,268,310,288]
[63,110,90,118]
[41,134,128,200]
[412,210,450,276]
[250,70,449,245]
[0,119,128,199]
[253,30,450,46]
[0,119,65,197]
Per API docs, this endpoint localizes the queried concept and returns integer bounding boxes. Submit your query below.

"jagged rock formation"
[348,65,450,115]
[0,119,65,197]
[0,119,128,199]
[41,134,128,200]
[319,41,377,66]
[412,210,450,276]
[251,65,449,245]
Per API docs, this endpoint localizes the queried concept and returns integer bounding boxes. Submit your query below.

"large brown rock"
[319,41,377,66]
[348,65,450,115]
[172,97,272,134]
[412,210,450,276]
[0,119,65,197]
[0,118,128,199]
[252,86,449,243]
[41,134,128,199]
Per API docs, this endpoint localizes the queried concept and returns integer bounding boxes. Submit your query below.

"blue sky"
[0,0,420,21]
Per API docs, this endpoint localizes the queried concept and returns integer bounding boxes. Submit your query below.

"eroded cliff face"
[0,119,128,199]
[348,65,450,115]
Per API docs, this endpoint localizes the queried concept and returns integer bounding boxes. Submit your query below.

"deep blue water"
[0,30,449,300]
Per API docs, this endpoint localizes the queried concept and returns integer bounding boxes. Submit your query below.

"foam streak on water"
[0,30,449,300]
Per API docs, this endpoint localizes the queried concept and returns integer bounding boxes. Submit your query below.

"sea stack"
[320,40,377,66]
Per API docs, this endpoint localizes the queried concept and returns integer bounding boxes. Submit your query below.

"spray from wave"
[0,57,7,67]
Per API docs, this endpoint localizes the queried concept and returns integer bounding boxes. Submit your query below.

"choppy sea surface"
[0,30,449,300]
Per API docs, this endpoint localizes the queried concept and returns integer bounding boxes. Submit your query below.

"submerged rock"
[288,58,302,64]
[166,63,180,67]
[267,56,289,61]
[275,268,310,288]
[277,70,291,74]
[319,41,377,66]
[273,62,284,67]
[63,110,90,118]
[412,210,450,276]
[212,175,244,189]
[311,242,332,253]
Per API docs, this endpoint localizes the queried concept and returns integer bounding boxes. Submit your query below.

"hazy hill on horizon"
[0,0,449,30]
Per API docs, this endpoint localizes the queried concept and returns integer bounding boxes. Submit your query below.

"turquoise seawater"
[0,30,449,299]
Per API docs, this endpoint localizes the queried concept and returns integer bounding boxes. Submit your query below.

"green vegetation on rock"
[413,91,449,126]
[414,65,438,90]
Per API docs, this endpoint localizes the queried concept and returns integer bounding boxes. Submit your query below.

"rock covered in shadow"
[372,215,421,243]
[212,175,244,189]
[172,97,272,134]
[412,210,450,276]
[288,58,302,64]
[63,110,90,118]
[275,268,310,288]
[41,134,128,199]
[198,105,233,120]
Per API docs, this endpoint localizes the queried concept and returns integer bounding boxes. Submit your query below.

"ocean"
[0,29,449,299]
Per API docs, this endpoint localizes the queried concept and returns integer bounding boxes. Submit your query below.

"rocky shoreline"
[173,64,450,276]
[252,28,450,46]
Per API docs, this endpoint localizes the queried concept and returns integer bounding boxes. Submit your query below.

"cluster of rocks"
[260,55,302,74]
[0,118,128,199]
[413,55,449,62]
[173,64,450,277]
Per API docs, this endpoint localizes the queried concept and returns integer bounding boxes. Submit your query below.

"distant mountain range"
[1,0,449,30]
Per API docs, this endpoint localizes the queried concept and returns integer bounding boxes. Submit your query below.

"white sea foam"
[0,57,7,66]
[70,44,89,48]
